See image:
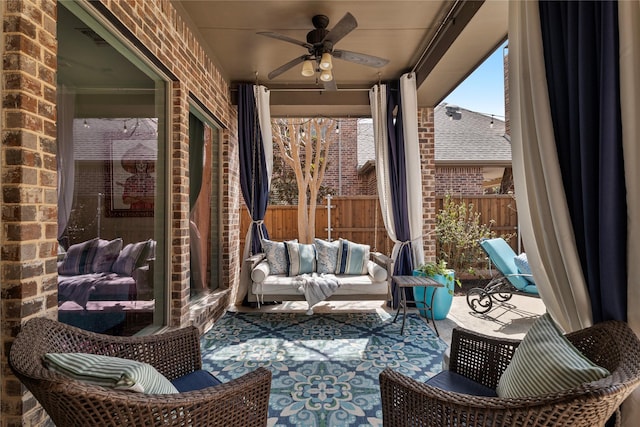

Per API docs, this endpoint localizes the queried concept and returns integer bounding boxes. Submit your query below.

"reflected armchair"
[10,317,271,426]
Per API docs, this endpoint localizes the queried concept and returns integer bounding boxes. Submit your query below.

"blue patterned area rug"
[200,311,447,427]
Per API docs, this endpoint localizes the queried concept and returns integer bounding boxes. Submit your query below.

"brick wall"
[0,0,242,424]
[436,166,485,195]
[322,118,364,196]
[1,0,59,424]
[419,107,437,263]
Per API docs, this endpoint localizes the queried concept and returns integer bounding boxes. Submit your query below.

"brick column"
[1,0,59,425]
[418,107,436,263]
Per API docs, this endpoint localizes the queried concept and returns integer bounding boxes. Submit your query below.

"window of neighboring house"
[189,109,222,298]
[56,4,169,335]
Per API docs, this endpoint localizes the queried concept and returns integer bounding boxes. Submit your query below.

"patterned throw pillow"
[513,253,535,284]
[496,313,610,398]
[284,241,317,276]
[43,353,178,394]
[314,238,340,274]
[91,238,124,273]
[112,240,151,276]
[58,238,100,275]
[335,238,370,275]
[261,239,294,275]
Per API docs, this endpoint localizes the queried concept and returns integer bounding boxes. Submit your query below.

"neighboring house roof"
[356,105,511,170]
[435,104,511,166]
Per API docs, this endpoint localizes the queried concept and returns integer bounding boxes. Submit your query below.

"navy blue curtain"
[539,1,626,324]
[238,83,270,255]
[386,81,414,304]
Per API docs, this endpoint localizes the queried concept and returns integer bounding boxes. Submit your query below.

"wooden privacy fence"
[239,195,520,256]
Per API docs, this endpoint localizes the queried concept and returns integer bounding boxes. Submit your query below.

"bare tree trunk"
[271,117,339,244]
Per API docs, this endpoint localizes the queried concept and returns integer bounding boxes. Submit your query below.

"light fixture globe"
[301,60,315,77]
[319,52,333,70]
[320,69,333,81]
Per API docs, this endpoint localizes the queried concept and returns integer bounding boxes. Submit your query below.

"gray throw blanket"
[295,273,340,314]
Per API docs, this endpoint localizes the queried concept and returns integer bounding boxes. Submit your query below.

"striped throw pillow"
[284,241,317,276]
[91,238,123,273]
[335,239,369,275]
[496,313,609,398]
[43,353,178,394]
[112,240,151,276]
[58,238,100,275]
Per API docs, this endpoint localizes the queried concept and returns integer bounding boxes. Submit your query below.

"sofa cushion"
[261,239,291,275]
[112,240,151,276]
[43,353,178,394]
[497,313,610,398]
[315,238,340,274]
[285,241,316,276]
[58,238,100,275]
[91,238,124,273]
[335,239,369,275]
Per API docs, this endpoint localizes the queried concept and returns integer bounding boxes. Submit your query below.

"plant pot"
[412,269,456,320]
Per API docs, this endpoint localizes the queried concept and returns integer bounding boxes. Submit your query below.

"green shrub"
[435,194,511,272]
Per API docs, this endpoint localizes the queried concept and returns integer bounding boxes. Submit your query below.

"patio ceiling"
[172,0,508,117]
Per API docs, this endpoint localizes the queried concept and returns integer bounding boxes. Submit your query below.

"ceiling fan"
[257,13,390,89]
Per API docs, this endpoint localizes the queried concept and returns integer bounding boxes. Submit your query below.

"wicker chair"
[9,317,272,426]
[380,320,640,427]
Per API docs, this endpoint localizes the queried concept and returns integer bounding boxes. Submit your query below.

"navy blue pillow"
[170,370,221,392]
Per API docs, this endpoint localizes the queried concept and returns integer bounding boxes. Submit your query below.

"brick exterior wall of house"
[419,107,437,263]
[322,118,370,196]
[0,1,241,424]
[436,166,485,195]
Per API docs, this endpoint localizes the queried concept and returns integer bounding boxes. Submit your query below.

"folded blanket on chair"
[295,273,340,314]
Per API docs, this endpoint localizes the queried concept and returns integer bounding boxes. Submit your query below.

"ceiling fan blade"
[268,55,307,80]
[323,12,357,46]
[332,49,390,68]
[323,78,338,91]
[257,32,312,49]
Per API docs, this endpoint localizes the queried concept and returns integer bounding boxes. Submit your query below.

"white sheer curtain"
[370,84,396,254]
[400,73,425,267]
[369,73,424,269]
[56,86,76,243]
[619,2,640,424]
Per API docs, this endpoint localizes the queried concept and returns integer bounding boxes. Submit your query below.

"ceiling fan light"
[319,52,333,70]
[301,60,315,77]
[320,69,333,81]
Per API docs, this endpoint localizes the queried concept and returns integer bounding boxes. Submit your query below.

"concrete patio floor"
[232,292,547,347]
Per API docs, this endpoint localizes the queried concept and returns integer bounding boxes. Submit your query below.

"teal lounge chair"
[466,238,538,314]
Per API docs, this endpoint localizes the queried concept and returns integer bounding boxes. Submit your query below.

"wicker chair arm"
[10,318,202,382]
[448,327,521,389]
[41,367,272,426]
[379,368,616,427]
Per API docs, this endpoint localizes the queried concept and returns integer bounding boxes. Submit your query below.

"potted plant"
[413,260,461,320]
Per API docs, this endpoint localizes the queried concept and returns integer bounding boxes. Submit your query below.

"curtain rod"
[410,0,461,74]
[267,87,371,93]
[230,87,372,93]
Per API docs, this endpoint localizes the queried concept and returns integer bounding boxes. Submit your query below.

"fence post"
[326,194,333,241]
